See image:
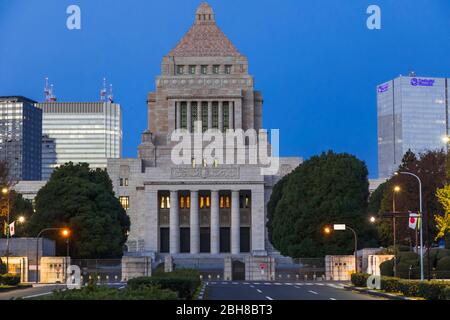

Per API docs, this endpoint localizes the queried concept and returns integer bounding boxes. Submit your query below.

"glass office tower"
[37,102,122,180]
[377,75,449,178]
[0,96,42,181]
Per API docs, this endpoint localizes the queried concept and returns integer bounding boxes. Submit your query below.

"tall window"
[189,65,196,74]
[201,65,208,74]
[202,102,208,132]
[160,195,170,209]
[180,102,187,129]
[119,196,129,210]
[220,196,224,208]
[225,196,230,208]
[225,65,232,74]
[213,65,220,74]
[176,65,184,75]
[191,103,198,131]
[223,102,229,130]
[180,196,185,209]
[212,103,219,129]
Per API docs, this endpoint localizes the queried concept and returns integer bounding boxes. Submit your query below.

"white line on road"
[330,298,337,300]
[257,289,263,294]
[23,291,54,299]
[308,290,319,295]
[243,282,249,285]
[250,285,255,288]
[232,282,238,285]
[266,296,274,300]
[294,286,301,289]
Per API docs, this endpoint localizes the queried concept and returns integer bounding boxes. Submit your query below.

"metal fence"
[70,259,122,284]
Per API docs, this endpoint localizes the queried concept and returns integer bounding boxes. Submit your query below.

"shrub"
[380,276,401,293]
[436,249,450,260]
[0,274,20,286]
[380,259,394,277]
[128,269,201,300]
[398,280,420,297]
[398,252,418,264]
[40,284,177,300]
[417,281,448,300]
[351,273,369,287]
[0,262,6,275]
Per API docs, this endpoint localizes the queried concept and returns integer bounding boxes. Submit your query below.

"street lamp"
[324,224,358,273]
[394,171,424,281]
[369,216,376,224]
[2,187,10,272]
[392,185,401,277]
[35,227,71,283]
[17,216,25,224]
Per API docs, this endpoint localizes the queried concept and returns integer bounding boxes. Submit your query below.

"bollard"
[216,275,220,279]
[296,274,299,280]
[208,274,212,280]
[304,274,308,281]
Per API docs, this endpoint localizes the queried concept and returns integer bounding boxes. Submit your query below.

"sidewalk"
[343,284,418,300]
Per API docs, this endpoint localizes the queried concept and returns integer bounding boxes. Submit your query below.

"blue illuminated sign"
[410,78,435,87]
[377,83,389,93]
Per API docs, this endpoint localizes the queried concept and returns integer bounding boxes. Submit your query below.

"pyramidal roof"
[168,3,241,57]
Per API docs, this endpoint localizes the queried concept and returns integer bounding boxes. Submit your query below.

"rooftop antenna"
[44,77,51,101]
[108,84,114,103]
[49,84,57,101]
[409,70,417,77]
[100,77,107,102]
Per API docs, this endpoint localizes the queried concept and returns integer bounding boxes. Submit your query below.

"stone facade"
[111,3,301,280]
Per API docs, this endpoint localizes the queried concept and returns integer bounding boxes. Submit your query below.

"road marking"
[266,296,274,300]
[308,290,318,295]
[243,282,249,285]
[274,283,282,286]
[232,282,238,285]
[23,291,54,299]
[221,282,227,285]
[306,283,313,286]
[250,285,255,288]
[294,286,301,289]
[257,289,263,294]
[286,283,293,285]
[264,283,271,285]
[330,298,337,300]
[317,283,324,286]
[211,282,216,285]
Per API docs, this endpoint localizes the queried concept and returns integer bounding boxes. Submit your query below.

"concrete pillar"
[231,190,240,255]
[218,101,223,132]
[229,101,234,130]
[170,191,179,254]
[210,190,220,254]
[176,101,181,129]
[187,101,192,133]
[197,101,202,122]
[190,190,200,254]
[208,101,212,129]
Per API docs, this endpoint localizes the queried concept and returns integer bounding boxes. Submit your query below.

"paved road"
[0,284,67,300]
[205,281,384,300]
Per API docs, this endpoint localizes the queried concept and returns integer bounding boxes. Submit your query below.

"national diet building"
[109,3,301,280]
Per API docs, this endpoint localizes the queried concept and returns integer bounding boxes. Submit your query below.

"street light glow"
[1,187,8,195]
[18,216,25,223]
[324,227,331,235]
[369,216,376,223]
[394,185,401,192]
[442,136,450,143]
[61,228,70,238]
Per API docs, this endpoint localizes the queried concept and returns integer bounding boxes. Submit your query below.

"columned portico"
[231,190,240,254]
[190,190,200,254]
[169,191,180,254]
[210,190,220,254]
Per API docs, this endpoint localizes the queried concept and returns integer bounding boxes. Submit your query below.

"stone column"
[169,191,179,254]
[176,101,181,129]
[218,101,223,132]
[210,190,220,254]
[190,190,200,254]
[208,101,212,129]
[187,101,192,133]
[197,101,202,122]
[231,190,240,255]
[229,101,234,130]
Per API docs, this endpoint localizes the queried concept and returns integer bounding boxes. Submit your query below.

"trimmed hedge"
[0,274,20,286]
[39,284,177,300]
[127,269,201,300]
[351,273,450,300]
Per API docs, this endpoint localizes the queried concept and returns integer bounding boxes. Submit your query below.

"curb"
[197,282,207,300]
[343,285,416,300]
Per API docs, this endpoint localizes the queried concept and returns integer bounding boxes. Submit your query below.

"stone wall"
[325,255,355,281]
[40,256,70,283]
[121,256,152,281]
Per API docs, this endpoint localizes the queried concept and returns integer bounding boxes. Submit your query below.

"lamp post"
[395,171,424,281]
[392,185,401,277]
[2,187,10,272]
[35,227,70,283]
[324,224,358,273]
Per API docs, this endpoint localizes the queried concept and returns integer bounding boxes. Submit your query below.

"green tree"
[267,151,377,258]
[25,162,130,258]
[435,185,450,247]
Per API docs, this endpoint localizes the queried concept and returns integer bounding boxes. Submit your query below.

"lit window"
[166,196,171,209]
[225,196,230,208]
[225,65,232,74]
[161,196,166,209]
[186,196,190,209]
[119,196,129,210]
[245,196,250,208]
[220,196,224,208]
[177,65,184,75]
[213,159,218,167]
[203,159,207,167]
[206,196,210,208]
[213,65,220,74]
[192,158,196,168]
[189,65,196,74]
[180,196,185,209]
[201,65,208,74]
[200,196,205,209]
[125,178,129,186]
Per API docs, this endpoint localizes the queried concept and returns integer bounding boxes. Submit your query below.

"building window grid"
[191,103,198,131]
[180,103,187,129]
[212,104,219,129]
[223,103,229,130]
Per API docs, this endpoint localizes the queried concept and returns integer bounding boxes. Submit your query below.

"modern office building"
[0,96,42,181]
[110,3,302,280]
[37,101,122,179]
[377,74,449,178]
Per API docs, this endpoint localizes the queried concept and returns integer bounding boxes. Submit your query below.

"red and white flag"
[9,221,15,236]
[409,213,418,230]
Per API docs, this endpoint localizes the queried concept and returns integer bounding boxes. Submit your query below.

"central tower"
[138,2,263,167]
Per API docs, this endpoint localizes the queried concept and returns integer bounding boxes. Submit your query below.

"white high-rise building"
[37,101,122,180]
[377,74,449,178]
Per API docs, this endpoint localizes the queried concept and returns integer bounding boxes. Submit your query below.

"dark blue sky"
[1,0,449,178]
